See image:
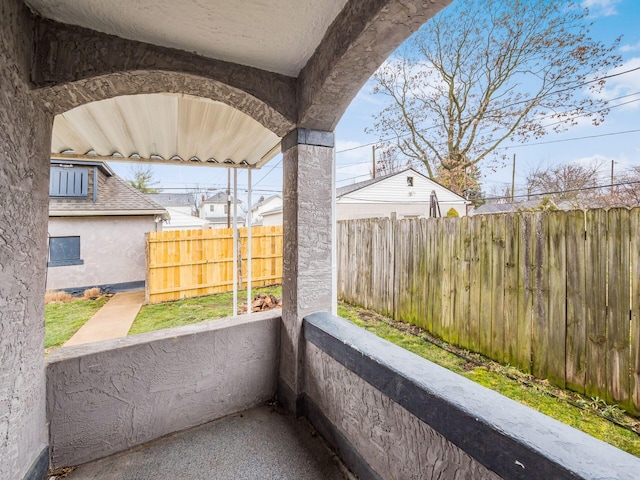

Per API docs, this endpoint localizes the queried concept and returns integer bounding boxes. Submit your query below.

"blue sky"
[111,0,640,205]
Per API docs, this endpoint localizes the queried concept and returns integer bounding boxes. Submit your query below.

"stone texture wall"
[297,0,452,130]
[0,1,52,479]
[305,344,503,480]
[281,139,334,408]
[47,312,281,468]
[46,215,158,291]
[32,19,296,137]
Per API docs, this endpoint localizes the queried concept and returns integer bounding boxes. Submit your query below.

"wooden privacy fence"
[146,226,283,304]
[338,208,640,415]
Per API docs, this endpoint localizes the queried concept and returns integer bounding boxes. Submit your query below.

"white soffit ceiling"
[51,94,282,169]
[24,0,348,76]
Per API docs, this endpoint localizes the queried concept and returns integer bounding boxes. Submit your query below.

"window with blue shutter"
[48,236,83,267]
[50,166,88,197]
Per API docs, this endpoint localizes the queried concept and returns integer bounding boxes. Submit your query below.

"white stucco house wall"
[248,194,282,226]
[336,167,471,220]
[261,206,284,226]
[47,159,168,292]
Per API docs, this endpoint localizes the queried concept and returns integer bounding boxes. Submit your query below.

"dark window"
[50,166,88,197]
[407,176,414,187]
[48,236,83,267]
[224,204,228,215]
[209,204,215,212]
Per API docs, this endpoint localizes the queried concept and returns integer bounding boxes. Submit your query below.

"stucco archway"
[2,1,455,478]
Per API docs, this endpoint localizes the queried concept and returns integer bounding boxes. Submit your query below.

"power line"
[483,179,640,202]
[335,127,640,185]
[335,66,640,156]
[253,159,282,187]
[337,91,640,163]
[501,129,640,150]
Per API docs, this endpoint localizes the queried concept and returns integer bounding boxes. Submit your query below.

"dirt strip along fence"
[337,208,640,415]
[146,226,283,304]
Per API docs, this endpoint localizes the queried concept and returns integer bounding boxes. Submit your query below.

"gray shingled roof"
[252,194,281,210]
[204,191,227,203]
[470,199,552,215]
[145,192,194,207]
[50,175,168,216]
[203,191,241,204]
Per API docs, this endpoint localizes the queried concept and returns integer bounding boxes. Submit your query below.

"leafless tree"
[367,0,620,194]
[372,146,410,177]
[610,167,640,207]
[525,161,604,208]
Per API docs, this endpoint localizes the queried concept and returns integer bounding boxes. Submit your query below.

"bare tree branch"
[367,0,621,195]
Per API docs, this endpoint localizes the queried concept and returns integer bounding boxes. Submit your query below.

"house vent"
[50,166,88,197]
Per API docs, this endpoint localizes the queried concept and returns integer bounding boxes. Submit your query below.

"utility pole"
[511,153,516,202]
[372,145,376,179]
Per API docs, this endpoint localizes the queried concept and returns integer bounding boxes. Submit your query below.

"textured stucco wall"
[32,19,296,137]
[281,136,334,408]
[304,313,640,480]
[0,1,51,479]
[297,0,452,130]
[46,312,280,468]
[305,344,502,480]
[46,215,157,291]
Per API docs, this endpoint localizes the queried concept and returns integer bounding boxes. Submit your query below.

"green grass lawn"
[45,297,109,349]
[337,302,640,457]
[128,285,282,335]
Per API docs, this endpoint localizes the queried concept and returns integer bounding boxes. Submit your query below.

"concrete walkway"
[62,406,348,480]
[64,290,145,346]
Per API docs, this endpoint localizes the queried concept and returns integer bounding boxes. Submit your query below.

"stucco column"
[280,128,335,414]
[0,3,54,480]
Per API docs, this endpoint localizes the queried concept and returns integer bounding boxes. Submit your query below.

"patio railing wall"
[337,208,640,415]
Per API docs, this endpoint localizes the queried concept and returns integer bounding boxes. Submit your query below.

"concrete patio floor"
[58,406,350,480]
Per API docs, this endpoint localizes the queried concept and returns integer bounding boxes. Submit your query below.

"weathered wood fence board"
[147,226,283,303]
[337,208,640,415]
[585,210,608,401]
[565,210,587,394]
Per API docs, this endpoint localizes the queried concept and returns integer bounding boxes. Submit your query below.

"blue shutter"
[50,167,88,197]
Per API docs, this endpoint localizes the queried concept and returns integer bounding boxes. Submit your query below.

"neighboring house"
[338,168,471,220]
[257,168,470,226]
[469,200,542,215]
[47,159,168,293]
[248,194,282,226]
[145,193,196,216]
[146,192,211,230]
[200,191,244,228]
[469,198,577,215]
[261,206,284,226]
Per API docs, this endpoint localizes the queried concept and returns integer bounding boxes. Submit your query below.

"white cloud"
[621,41,640,53]
[588,57,640,110]
[581,0,621,17]
[336,139,370,162]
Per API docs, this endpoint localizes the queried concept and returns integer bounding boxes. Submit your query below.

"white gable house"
[248,194,282,226]
[336,168,471,220]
